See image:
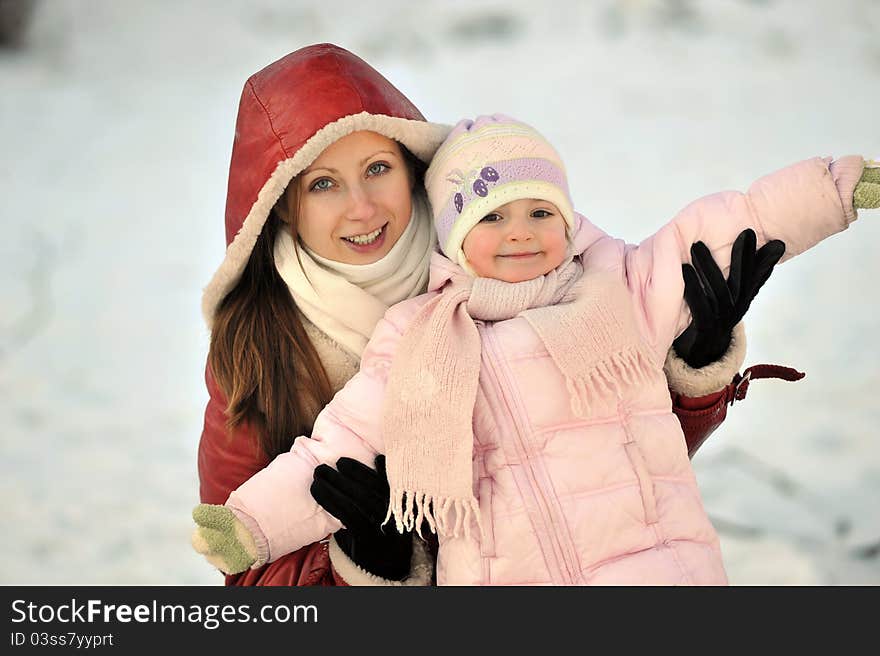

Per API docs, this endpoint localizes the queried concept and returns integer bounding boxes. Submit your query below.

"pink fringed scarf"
[382,235,656,540]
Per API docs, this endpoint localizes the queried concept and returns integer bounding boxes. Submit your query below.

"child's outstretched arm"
[626,155,874,354]
[191,307,413,575]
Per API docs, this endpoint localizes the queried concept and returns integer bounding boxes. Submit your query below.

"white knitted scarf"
[273,190,436,358]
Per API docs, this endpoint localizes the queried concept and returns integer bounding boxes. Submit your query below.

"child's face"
[462,199,568,283]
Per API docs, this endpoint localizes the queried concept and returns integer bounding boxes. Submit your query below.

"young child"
[193,115,878,585]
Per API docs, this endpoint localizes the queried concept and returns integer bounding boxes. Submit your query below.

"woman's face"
[295,131,414,265]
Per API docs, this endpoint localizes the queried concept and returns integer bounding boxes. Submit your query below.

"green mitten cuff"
[854,163,880,210]
[191,504,258,574]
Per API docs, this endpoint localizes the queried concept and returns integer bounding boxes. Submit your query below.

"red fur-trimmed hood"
[202,43,450,326]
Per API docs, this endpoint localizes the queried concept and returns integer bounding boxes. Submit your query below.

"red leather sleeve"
[197,361,340,586]
[670,388,729,459]
[671,364,805,459]
[225,542,337,587]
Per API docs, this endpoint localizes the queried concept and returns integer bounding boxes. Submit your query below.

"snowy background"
[1,0,878,585]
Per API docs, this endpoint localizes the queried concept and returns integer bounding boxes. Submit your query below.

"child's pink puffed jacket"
[227,156,861,585]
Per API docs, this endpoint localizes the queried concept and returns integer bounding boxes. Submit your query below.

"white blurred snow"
[1,0,878,585]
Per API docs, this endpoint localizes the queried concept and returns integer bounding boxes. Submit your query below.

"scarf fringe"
[384,488,483,540]
[566,346,655,418]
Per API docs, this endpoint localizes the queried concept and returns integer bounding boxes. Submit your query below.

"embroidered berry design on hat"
[447,166,503,212]
[480,167,499,182]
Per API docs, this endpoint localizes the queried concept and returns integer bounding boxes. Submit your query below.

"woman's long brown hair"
[208,183,333,460]
[208,142,426,461]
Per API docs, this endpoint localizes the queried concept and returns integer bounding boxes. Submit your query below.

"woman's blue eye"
[310,178,333,192]
[367,162,390,176]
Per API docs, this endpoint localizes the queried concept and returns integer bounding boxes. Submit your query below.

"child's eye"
[309,178,334,192]
[480,213,503,223]
[366,162,390,176]
[531,209,553,218]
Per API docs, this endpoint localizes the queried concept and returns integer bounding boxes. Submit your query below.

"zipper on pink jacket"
[478,322,580,585]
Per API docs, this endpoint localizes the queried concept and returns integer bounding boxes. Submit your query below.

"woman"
[198,43,771,586]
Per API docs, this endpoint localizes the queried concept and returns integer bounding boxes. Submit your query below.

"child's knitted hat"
[424,114,575,268]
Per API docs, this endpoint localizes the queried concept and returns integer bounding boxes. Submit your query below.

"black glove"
[310,455,412,581]
[673,229,785,369]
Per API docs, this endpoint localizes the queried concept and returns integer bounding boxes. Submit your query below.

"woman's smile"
[340,222,389,252]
